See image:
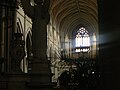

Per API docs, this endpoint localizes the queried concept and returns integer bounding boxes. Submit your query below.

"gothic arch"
[26,30,32,58]
[16,18,23,33]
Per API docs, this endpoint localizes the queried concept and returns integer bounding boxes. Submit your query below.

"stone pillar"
[0,2,4,62]
[29,19,52,90]
[29,4,52,90]
[20,0,51,89]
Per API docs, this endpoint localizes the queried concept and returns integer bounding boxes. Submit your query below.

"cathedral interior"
[0,0,120,90]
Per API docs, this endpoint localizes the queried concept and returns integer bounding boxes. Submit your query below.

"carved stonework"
[11,33,25,72]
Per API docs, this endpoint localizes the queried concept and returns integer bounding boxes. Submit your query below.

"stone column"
[28,4,52,90]
[0,2,4,62]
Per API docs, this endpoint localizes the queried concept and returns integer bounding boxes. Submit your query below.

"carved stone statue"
[21,0,50,60]
[21,0,50,19]
[11,33,25,72]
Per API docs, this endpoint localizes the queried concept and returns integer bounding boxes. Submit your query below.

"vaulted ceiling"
[50,0,98,36]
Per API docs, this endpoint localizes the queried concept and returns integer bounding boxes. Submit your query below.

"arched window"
[75,27,90,52]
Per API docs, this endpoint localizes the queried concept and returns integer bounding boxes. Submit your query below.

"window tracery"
[75,27,90,52]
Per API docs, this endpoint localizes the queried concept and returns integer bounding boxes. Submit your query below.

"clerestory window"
[75,27,90,52]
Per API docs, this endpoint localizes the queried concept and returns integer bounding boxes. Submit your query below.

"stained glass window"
[75,27,90,52]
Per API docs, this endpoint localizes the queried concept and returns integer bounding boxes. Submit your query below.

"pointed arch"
[26,31,32,57]
[16,18,24,33]
[75,27,90,52]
